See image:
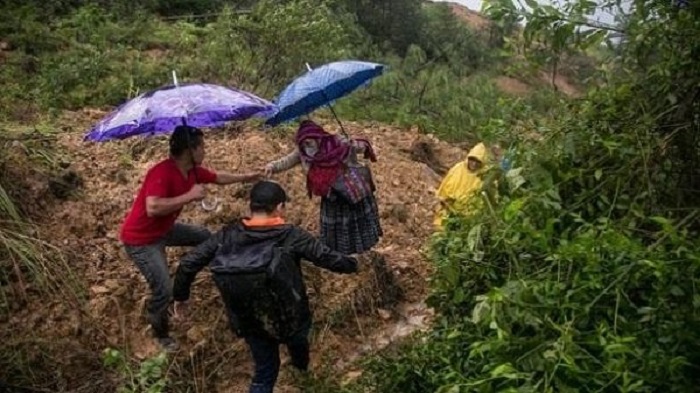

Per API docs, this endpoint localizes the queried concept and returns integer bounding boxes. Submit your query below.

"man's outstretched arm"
[214,171,260,185]
[292,229,359,274]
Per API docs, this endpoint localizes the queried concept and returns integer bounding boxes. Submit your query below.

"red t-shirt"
[120,158,217,246]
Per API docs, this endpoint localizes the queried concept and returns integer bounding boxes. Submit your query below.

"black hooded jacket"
[173,219,358,338]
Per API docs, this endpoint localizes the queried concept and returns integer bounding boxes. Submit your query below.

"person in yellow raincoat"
[434,142,489,229]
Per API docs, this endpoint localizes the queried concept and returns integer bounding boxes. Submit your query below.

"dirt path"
[0,111,466,392]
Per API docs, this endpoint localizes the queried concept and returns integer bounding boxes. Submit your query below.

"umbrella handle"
[304,63,349,138]
[179,116,201,184]
[173,72,217,213]
[317,91,348,138]
[172,70,201,185]
[325,100,349,139]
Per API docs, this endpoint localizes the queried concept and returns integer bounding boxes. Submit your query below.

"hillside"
[440,1,492,30]
[0,0,564,389]
[432,1,584,96]
[0,111,466,391]
[0,0,648,391]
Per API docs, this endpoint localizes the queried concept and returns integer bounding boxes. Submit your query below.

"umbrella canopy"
[85,83,277,142]
[265,60,385,127]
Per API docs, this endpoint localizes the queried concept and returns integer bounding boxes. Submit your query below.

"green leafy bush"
[350,0,700,388]
[355,107,700,392]
[104,348,170,393]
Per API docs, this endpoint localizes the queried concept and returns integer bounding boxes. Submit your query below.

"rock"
[90,285,110,295]
[341,370,363,386]
[104,279,121,289]
[377,308,392,320]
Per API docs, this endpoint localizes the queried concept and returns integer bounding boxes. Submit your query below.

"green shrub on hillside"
[348,0,700,390]
[353,102,700,393]
[338,49,562,142]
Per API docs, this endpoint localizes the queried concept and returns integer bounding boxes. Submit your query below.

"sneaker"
[156,337,179,352]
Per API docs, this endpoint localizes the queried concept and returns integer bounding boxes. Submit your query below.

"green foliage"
[484,0,607,91]
[0,6,186,111]
[0,0,566,144]
[353,111,700,393]
[482,0,522,49]
[0,0,608,392]
[143,0,229,16]
[341,0,425,55]
[0,0,240,18]
[103,348,170,393]
[338,50,563,142]
[0,131,84,316]
[0,0,364,115]
[193,0,362,96]
[349,1,700,392]
[0,13,563,388]
[420,2,495,74]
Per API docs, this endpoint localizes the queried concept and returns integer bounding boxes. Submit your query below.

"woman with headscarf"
[263,120,382,255]
[434,142,489,230]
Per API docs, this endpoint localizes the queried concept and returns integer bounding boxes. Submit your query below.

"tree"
[483,0,522,48]
[341,0,424,55]
[419,2,492,74]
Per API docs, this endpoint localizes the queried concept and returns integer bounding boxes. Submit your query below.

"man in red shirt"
[121,125,259,351]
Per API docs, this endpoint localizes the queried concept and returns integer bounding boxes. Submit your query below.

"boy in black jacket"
[172,180,358,393]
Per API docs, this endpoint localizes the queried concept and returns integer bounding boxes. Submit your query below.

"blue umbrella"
[265,60,386,134]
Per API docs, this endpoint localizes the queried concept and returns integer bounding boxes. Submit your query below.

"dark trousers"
[124,223,211,338]
[245,323,311,393]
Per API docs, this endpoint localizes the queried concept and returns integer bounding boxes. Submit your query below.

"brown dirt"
[434,3,585,100]
[0,110,465,392]
[431,3,585,99]
[495,73,581,97]
[0,40,9,64]
[494,76,531,96]
[405,137,450,176]
[538,70,581,97]
[444,2,492,30]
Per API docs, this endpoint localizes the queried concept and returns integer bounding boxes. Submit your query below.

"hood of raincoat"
[466,142,488,170]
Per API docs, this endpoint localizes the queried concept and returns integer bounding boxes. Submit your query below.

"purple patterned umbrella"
[84,83,278,142]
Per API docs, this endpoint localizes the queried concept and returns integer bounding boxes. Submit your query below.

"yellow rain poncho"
[434,143,488,229]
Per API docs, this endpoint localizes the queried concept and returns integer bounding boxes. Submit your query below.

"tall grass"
[0,148,84,315]
[0,138,87,390]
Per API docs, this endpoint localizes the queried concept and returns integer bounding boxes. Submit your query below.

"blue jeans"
[124,223,211,338]
[245,323,311,393]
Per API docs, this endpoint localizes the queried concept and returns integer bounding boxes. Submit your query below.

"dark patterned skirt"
[320,191,383,255]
